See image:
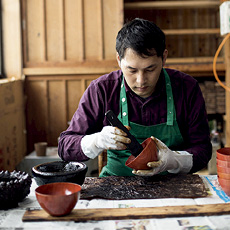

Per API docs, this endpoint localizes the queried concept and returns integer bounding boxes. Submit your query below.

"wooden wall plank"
[46,0,65,61]
[102,0,124,59]
[67,80,83,122]
[64,0,84,61]
[83,0,103,60]
[48,81,66,144]
[26,0,46,63]
[86,79,94,88]
[25,80,48,152]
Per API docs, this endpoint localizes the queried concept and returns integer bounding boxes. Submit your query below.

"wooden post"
[1,0,22,79]
[220,0,230,146]
[225,36,230,146]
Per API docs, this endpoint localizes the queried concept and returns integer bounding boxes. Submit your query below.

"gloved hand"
[133,136,193,176]
[81,126,131,159]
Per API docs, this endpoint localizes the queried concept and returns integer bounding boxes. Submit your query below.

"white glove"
[81,126,131,159]
[133,136,193,176]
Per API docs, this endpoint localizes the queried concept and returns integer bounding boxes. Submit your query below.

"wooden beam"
[23,57,225,76]
[23,66,117,75]
[166,57,224,64]
[164,28,220,35]
[124,1,220,10]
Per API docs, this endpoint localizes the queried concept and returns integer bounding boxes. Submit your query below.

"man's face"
[117,48,168,98]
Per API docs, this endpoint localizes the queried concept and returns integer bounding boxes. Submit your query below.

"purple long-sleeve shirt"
[58,68,212,173]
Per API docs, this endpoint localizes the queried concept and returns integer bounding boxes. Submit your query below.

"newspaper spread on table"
[0,175,230,230]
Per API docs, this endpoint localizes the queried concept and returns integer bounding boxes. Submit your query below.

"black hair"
[116,18,165,60]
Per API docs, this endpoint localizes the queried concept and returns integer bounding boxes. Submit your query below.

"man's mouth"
[136,86,148,91]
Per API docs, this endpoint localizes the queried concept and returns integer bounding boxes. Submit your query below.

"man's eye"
[129,70,137,74]
[146,69,154,72]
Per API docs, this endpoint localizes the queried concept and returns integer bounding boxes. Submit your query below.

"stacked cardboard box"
[199,81,226,114]
[215,83,226,114]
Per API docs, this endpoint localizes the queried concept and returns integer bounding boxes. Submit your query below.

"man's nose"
[136,72,145,85]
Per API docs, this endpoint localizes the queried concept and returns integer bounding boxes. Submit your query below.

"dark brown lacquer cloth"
[80,174,208,200]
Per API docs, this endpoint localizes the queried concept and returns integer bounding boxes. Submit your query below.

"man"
[58,18,212,177]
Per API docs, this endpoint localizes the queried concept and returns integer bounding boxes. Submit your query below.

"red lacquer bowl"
[216,147,230,161]
[217,164,230,174]
[125,137,158,170]
[218,177,230,196]
[218,172,230,180]
[35,182,81,216]
[217,158,230,168]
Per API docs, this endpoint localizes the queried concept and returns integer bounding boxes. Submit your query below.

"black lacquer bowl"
[0,170,32,209]
[32,161,88,186]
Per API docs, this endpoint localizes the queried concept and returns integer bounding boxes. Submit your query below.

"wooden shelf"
[124,1,220,10]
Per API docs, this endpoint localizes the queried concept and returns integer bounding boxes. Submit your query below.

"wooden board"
[22,203,230,222]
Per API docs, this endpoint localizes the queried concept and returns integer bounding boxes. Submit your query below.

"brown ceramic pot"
[125,137,158,170]
[34,142,47,156]
[216,147,230,161]
[35,182,81,216]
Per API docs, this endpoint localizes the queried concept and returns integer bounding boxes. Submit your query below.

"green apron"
[100,68,184,177]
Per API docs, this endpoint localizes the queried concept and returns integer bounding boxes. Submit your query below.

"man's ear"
[162,49,168,67]
[116,52,121,68]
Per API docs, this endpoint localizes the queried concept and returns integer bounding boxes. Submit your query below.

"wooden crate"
[0,80,26,170]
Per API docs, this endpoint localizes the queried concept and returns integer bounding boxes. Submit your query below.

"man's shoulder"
[165,68,197,85]
[92,69,122,85]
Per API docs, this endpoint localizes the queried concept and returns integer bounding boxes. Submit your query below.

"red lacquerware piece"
[126,137,158,170]
[218,177,230,196]
[35,182,81,216]
[216,147,230,161]
[217,158,230,168]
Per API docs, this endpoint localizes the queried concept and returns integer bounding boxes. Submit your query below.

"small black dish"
[32,161,88,186]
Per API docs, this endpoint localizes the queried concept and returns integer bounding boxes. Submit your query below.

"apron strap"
[119,77,129,126]
[163,69,174,126]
